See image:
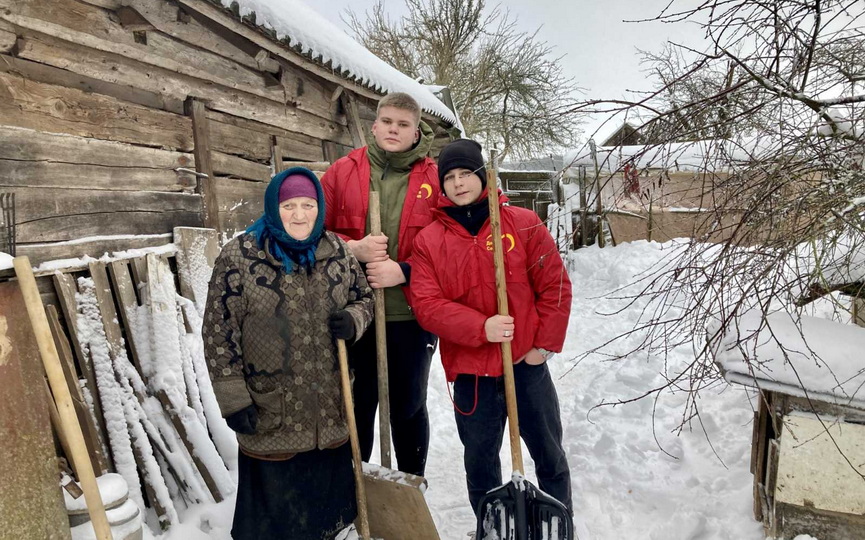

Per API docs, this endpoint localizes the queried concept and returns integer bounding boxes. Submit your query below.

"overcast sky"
[307,0,706,141]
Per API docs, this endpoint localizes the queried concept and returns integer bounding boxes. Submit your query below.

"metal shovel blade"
[476,475,573,540]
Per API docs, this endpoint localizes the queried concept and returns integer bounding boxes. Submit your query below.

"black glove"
[225,404,258,435]
[329,310,356,341]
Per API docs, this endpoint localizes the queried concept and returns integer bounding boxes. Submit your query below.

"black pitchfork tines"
[0,192,16,256]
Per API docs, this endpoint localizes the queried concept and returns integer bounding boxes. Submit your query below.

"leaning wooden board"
[0,280,71,540]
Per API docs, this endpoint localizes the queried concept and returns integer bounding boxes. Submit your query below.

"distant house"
[0,0,461,264]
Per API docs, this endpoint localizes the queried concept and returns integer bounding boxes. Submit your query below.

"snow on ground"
[150,240,777,540]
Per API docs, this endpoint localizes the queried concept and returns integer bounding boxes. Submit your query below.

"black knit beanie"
[437,139,487,191]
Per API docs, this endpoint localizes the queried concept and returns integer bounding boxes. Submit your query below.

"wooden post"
[589,140,605,248]
[342,91,367,149]
[13,258,111,540]
[187,98,219,231]
[369,191,392,469]
[271,135,284,174]
[579,167,588,248]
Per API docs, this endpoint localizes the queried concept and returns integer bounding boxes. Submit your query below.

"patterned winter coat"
[204,231,374,457]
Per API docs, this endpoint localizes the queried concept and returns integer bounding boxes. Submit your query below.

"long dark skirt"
[231,444,357,540]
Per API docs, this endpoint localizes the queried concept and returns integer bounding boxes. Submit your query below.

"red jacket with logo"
[411,193,572,381]
[321,147,441,263]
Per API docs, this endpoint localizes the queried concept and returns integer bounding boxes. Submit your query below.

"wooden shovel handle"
[368,191,392,468]
[338,339,371,539]
[485,169,525,474]
[13,257,113,540]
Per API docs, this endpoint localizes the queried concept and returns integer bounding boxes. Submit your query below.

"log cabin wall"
[0,0,454,265]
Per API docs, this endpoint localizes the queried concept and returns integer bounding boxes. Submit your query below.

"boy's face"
[443,168,484,206]
[372,106,420,153]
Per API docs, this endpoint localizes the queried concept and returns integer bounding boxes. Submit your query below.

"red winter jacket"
[411,193,572,381]
[321,147,441,263]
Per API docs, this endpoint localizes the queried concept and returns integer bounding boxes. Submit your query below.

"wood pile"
[42,227,235,532]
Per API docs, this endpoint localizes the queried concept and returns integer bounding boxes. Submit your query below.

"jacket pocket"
[249,387,284,432]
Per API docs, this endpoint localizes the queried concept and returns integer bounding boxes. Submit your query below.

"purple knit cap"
[278,173,318,202]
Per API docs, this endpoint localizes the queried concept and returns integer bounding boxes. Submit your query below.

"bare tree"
[566,0,865,423]
[344,0,582,160]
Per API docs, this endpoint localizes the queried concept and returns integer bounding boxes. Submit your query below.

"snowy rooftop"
[713,310,865,410]
[562,139,762,174]
[223,0,460,128]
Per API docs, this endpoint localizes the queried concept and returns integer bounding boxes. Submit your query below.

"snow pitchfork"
[474,164,574,540]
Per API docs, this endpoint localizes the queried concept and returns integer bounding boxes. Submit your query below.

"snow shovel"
[337,339,440,540]
[474,169,574,540]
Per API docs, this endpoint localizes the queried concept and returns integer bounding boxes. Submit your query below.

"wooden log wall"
[0,0,452,264]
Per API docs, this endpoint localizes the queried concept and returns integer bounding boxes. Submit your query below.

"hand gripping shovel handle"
[485,169,524,474]
[13,257,114,540]
[338,338,371,539]
[369,191,392,468]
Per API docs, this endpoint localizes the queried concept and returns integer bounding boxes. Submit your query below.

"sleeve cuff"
[398,262,412,285]
[213,378,253,416]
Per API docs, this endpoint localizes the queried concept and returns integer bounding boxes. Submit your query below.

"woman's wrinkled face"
[279,196,318,240]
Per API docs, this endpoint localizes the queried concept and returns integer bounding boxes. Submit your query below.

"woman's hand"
[484,315,515,343]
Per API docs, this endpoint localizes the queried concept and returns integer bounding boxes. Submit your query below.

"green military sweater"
[366,120,434,321]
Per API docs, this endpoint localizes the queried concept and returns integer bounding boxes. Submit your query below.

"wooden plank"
[46,304,108,475]
[173,227,219,307]
[176,0,384,104]
[214,177,266,234]
[275,134,325,162]
[130,0,261,73]
[52,273,110,465]
[0,160,195,192]
[188,99,219,231]
[211,151,270,183]
[271,136,284,174]
[107,261,143,373]
[0,70,193,151]
[0,27,15,52]
[0,0,290,105]
[283,161,331,172]
[13,188,202,243]
[0,53,184,114]
[15,34,352,144]
[342,91,368,149]
[208,117,272,161]
[0,126,194,170]
[16,234,172,268]
[0,281,72,540]
[207,109,325,162]
[155,389,224,503]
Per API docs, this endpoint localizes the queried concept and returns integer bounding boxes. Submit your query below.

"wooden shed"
[714,310,865,540]
[0,0,460,265]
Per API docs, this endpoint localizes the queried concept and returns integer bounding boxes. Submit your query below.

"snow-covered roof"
[223,0,461,129]
[563,139,760,174]
[713,310,865,410]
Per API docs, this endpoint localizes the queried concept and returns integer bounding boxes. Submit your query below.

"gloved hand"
[329,310,356,341]
[225,404,258,435]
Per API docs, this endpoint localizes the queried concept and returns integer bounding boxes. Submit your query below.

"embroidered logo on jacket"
[486,233,516,252]
[416,183,433,199]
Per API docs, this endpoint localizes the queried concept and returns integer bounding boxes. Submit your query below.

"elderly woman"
[203,167,374,540]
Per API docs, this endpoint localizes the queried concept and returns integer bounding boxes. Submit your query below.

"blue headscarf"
[246,167,326,274]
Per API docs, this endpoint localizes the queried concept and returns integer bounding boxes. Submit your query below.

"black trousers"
[453,361,572,517]
[351,319,435,476]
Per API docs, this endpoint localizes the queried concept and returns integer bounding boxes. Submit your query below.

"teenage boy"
[321,92,441,476]
[410,138,573,516]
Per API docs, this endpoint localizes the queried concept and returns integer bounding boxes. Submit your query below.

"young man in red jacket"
[320,92,440,476]
[411,139,573,516]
